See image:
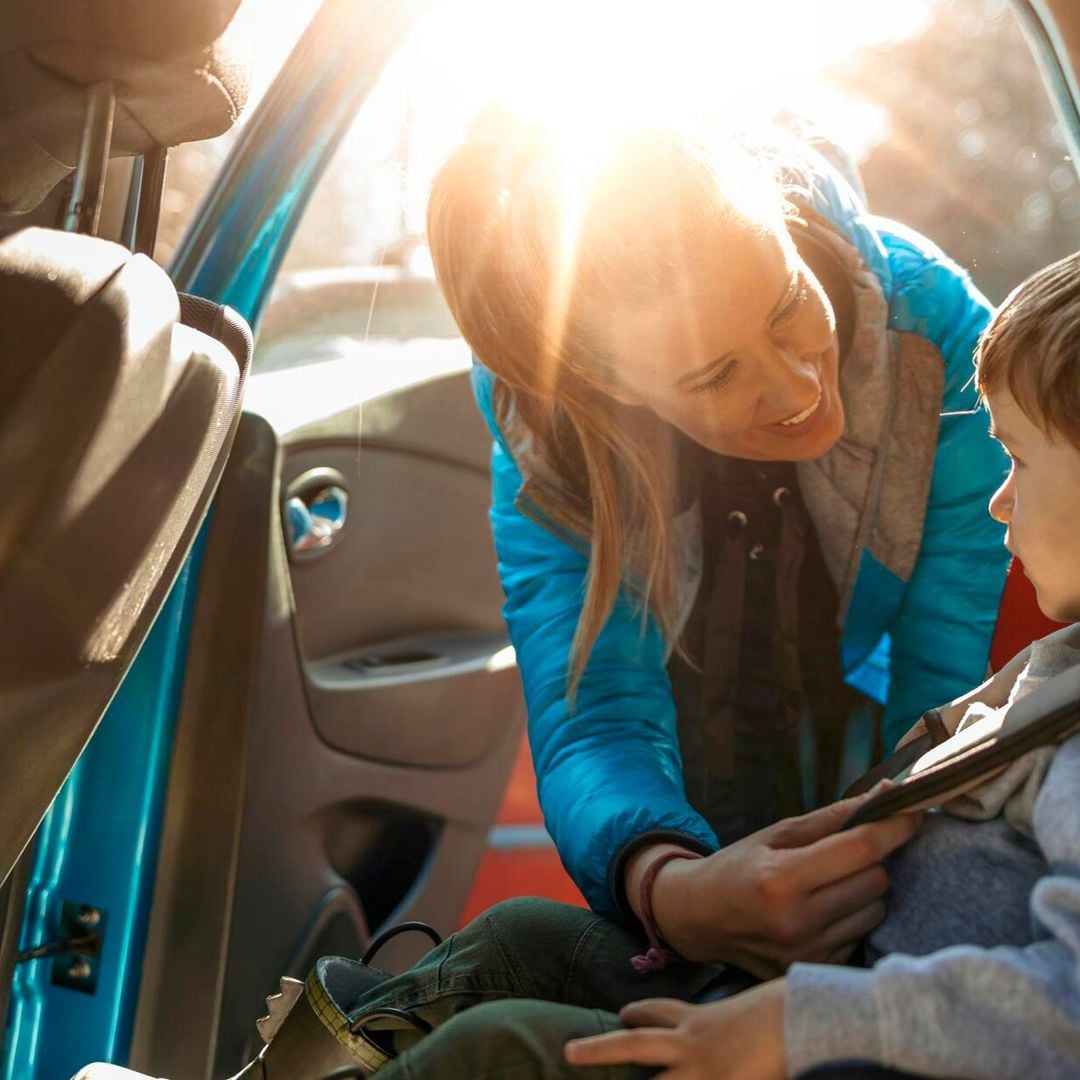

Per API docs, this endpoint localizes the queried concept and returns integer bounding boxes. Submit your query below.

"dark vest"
[667,225,857,845]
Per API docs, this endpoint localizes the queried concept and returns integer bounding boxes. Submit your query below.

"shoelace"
[360,920,443,967]
[316,921,444,1079]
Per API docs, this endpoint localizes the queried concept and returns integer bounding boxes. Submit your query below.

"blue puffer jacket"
[471,151,1011,919]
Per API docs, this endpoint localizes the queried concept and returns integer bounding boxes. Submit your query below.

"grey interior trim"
[284,467,348,501]
[280,366,492,473]
[129,413,278,1080]
[306,632,519,768]
[131,405,526,1077]
[283,444,505,663]
[310,632,514,691]
[216,424,522,1074]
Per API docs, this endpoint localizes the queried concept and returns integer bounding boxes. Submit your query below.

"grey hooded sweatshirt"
[784,628,1080,1078]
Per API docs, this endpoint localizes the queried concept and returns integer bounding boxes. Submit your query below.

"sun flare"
[401,0,930,155]
[242,0,930,165]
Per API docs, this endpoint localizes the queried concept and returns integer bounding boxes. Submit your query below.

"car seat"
[0,0,255,1063]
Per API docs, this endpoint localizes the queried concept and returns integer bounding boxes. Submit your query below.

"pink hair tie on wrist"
[630,849,703,974]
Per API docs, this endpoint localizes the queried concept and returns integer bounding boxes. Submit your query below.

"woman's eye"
[771,275,808,327]
[692,361,738,395]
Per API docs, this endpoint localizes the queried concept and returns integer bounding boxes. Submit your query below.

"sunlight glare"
[380,0,932,385]
[405,0,931,152]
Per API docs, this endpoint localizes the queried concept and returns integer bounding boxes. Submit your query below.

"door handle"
[284,469,348,560]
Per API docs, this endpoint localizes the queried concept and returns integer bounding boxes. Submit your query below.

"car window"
[154,0,323,269]
[164,0,1078,372]
[849,0,1078,301]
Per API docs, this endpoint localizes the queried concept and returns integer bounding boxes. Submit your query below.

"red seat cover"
[990,559,1067,672]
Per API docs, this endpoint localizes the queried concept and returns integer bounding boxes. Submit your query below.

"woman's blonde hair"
[427,114,789,695]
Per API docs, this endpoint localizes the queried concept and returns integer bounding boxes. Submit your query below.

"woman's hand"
[627,794,921,979]
[564,979,787,1080]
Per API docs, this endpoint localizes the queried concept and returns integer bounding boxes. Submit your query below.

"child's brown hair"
[977,250,1080,446]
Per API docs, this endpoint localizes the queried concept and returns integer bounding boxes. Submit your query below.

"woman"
[227,117,1009,1080]
[429,115,1008,975]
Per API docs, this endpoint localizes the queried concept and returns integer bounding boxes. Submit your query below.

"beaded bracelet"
[630,848,704,974]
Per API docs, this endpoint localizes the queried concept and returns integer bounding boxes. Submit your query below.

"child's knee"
[479,895,586,937]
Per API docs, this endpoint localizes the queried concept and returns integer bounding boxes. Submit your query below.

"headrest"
[0,1,252,213]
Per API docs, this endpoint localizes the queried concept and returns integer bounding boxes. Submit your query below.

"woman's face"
[594,223,844,461]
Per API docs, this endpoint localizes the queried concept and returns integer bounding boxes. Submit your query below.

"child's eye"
[692,360,738,395]
[771,274,808,328]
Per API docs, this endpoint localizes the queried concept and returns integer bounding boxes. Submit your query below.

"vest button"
[726,510,748,536]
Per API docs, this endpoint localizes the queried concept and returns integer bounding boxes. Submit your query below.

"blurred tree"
[830,0,1077,303]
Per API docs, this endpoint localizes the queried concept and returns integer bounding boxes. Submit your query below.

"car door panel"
[130,361,525,1078]
[284,442,502,649]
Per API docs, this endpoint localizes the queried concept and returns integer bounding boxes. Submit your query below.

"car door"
[119,3,528,1076]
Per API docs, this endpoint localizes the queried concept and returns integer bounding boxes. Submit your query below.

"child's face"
[987,386,1080,623]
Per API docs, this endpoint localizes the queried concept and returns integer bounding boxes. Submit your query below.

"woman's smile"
[778,385,823,427]
[754,354,834,443]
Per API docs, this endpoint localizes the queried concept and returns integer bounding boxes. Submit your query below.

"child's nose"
[989,474,1014,524]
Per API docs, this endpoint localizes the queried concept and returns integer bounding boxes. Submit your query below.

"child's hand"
[564,979,787,1079]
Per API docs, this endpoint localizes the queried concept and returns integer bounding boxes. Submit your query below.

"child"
[562,249,1080,1078]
